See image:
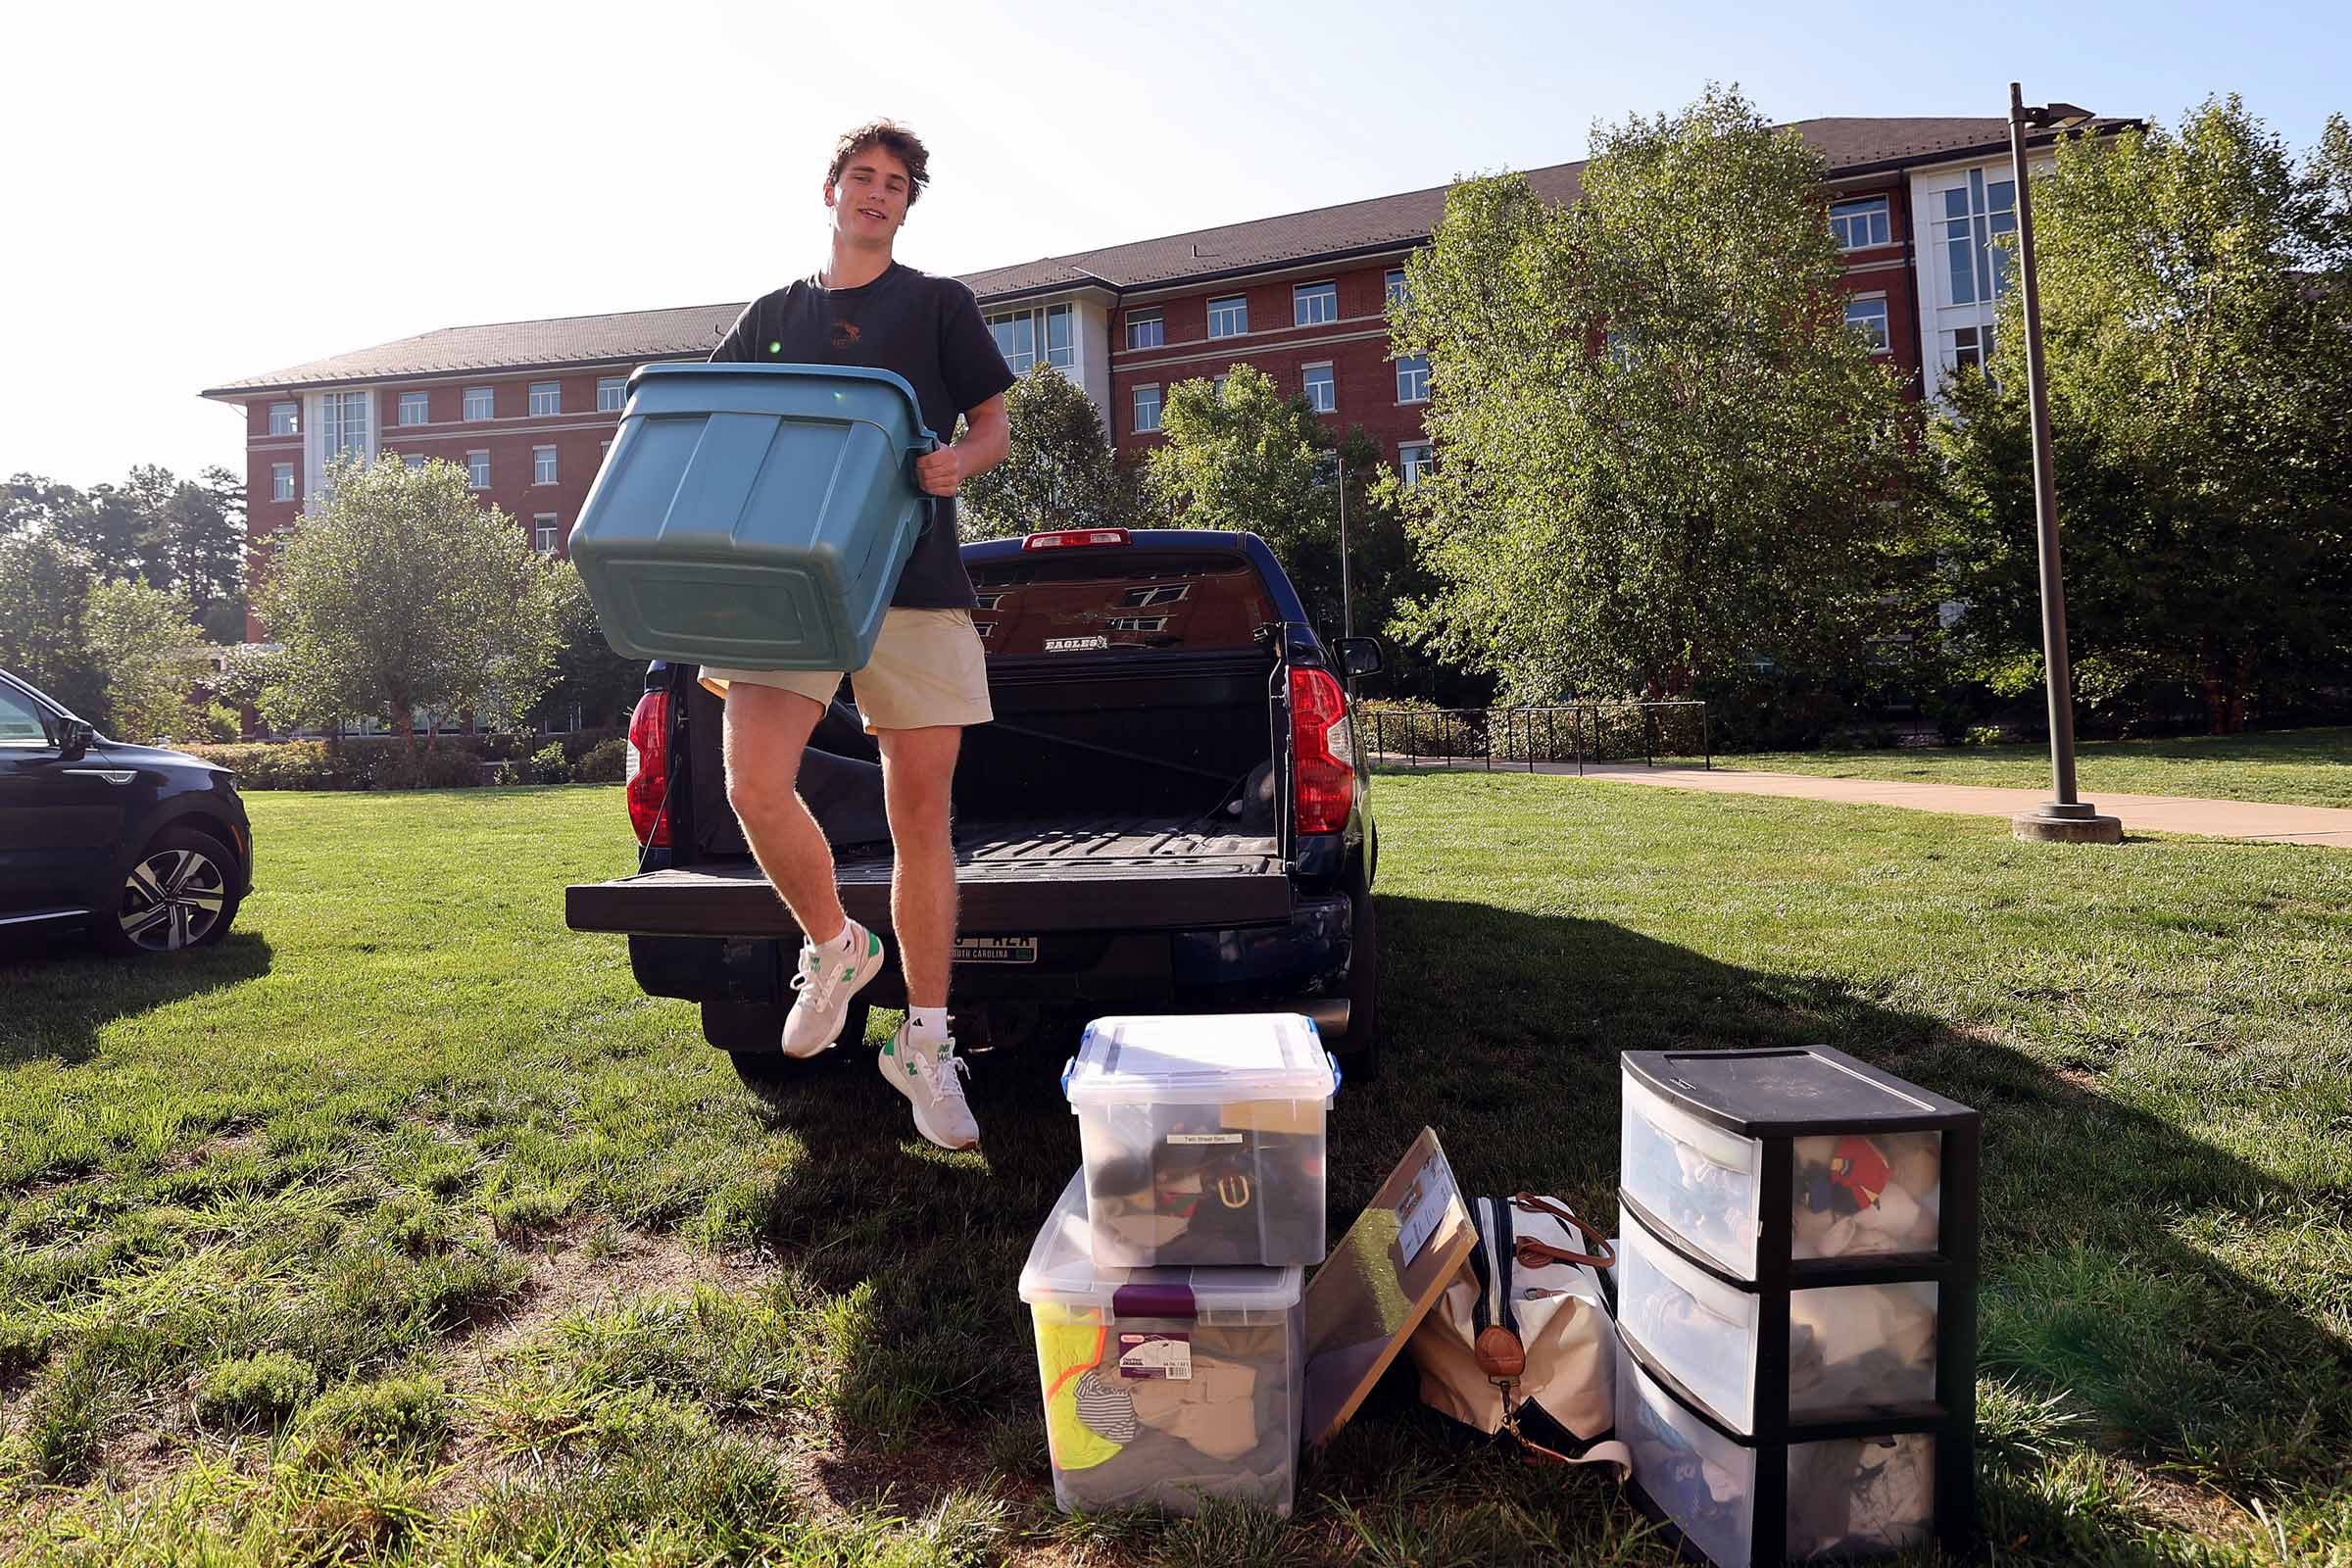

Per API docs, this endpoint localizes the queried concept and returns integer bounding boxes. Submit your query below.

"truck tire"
[705,1000,869,1089]
[1343,882,1381,1083]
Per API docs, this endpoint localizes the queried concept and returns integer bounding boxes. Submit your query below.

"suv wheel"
[97,827,241,956]
[705,1000,869,1091]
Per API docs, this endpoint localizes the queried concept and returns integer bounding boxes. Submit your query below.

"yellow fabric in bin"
[1034,1306,1120,1472]
[1218,1099,1323,1134]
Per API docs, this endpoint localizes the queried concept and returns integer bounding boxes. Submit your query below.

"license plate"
[954,936,1038,964]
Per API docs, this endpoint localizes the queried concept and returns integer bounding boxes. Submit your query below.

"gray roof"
[203,116,2129,398]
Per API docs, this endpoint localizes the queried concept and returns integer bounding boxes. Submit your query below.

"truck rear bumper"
[617,893,1357,1037]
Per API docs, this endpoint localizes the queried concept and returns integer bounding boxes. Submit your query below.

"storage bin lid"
[1018,1171,1302,1315]
[1064,1014,1337,1108]
[621,362,933,441]
[1622,1047,1977,1137]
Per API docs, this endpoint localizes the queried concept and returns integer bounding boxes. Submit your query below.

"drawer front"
[1623,1073,1763,1277]
[1618,1337,1758,1568]
[1791,1131,1944,1261]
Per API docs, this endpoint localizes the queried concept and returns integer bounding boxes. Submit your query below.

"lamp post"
[2006,83,2122,845]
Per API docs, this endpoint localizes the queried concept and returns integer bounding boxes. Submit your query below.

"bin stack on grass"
[1612,1046,1983,1566]
[1020,1014,1340,1517]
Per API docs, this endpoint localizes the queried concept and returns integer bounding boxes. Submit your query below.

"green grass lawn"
[1735,725,2352,808]
[2,778,2348,1564]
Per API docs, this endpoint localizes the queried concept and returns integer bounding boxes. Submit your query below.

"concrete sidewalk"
[1373,756,2352,846]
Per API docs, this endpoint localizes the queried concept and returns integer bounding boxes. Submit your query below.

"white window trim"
[464,386,495,421]
[1132,382,1162,434]
[1293,280,1339,328]
[1830,196,1893,251]
[1206,295,1249,339]
[1844,291,1892,355]
[466,450,490,489]
[398,391,429,426]
[268,402,299,436]
[1125,309,1164,351]
[532,445,558,485]
[270,463,295,503]
[1300,361,1336,413]
[597,378,625,413]
[533,513,560,555]
[529,382,563,416]
[1396,356,1432,405]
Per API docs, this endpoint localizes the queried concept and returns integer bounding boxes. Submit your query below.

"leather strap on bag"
[1506,1194,1614,1272]
[1472,1195,1629,1476]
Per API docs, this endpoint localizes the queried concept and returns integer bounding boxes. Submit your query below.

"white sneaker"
[780,920,887,1057]
[879,1021,980,1151]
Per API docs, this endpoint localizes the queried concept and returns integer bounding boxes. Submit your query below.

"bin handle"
[906,433,943,537]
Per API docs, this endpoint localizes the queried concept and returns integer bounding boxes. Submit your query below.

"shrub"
[1965,724,2007,748]
[180,741,360,790]
[573,735,629,783]
[194,1351,318,1430]
[530,742,570,785]
[370,748,485,791]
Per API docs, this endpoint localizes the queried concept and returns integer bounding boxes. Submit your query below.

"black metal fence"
[1365,701,1710,773]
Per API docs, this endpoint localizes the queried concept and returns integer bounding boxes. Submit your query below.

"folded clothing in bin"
[567,364,937,672]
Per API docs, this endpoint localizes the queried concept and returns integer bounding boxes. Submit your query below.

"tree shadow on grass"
[0,928,275,1068]
[705,898,2348,1558]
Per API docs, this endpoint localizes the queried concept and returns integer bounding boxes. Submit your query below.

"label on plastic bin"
[1117,1332,1192,1380]
[1167,1132,1244,1146]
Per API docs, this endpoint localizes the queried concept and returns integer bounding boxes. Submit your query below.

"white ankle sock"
[831,921,862,955]
[907,1006,950,1041]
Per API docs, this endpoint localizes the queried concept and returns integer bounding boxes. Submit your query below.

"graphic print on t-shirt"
[831,319,861,350]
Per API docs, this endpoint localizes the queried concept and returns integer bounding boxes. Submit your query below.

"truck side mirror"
[1335,637,1385,678]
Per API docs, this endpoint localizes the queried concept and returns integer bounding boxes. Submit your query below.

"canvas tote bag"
[1406,1194,1629,1473]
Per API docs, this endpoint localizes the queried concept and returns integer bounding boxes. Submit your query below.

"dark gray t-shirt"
[709,262,1015,610]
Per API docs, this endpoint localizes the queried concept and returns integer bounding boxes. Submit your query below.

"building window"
[1133,383,1162,434]
[1396,356,1431,404]
[398,391,429,425]
[464,386,494,420]
[1938,169,2018,307]
[1830,196,1892,250]
[1386,269,1408,309]
[529,381,561,416]
[1845,296,1890,353]
[466,450,489,489]
[270,463,294,503]
[268,402,298,436]
[599,440,611,465]
[1294,281,1338,327]
[403,454,426,471]
[597,377,625,413]
[1398,441,1434,488]
[1301,363,1336,413]
[988,304,1075,374]
[320,390,368,464]
[1207,295,1248,338]
[1211,373,1229,397]
[1125,310,1163,351]
[534,514,560,555]
[1948,324,1995,375]
[533,446,557,485]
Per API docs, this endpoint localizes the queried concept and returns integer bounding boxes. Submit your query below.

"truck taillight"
[1290,667,1355,836]
[1021,527,1131,550]
[625,689,672,847]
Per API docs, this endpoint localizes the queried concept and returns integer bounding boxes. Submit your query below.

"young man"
[701,121,1015,1152]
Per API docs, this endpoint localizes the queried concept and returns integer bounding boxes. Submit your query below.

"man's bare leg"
[721,684,848,944]
[876,724,962,1008]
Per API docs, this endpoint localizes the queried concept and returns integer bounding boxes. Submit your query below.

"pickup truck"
[564,526,1384,1083]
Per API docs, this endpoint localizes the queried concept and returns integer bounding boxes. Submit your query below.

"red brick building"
[203,116,2125,639]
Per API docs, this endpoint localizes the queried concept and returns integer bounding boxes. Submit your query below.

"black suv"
[0,667,253,955]
[567,528,1384,1075]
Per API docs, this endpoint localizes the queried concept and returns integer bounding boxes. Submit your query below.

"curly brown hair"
[827,121,931,207]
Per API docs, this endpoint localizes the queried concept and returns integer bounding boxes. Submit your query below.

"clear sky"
[3,0,2342,491]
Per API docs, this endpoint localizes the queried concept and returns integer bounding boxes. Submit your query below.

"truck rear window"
[968,551,1277,657]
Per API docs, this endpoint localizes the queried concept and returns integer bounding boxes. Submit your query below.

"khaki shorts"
[700,607,993,733]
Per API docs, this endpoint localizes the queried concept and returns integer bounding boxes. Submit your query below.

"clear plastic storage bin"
[1020,1170,1304,1517]
[1618,1211,1940,1433]
[1618,1342,1936,1565]
[1064,1014,1337,1267]
[1791,1132,1943,1260]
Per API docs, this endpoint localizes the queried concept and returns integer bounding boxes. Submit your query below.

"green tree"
[958,364,1139,539]
[536,561,645,731]
[1392,85,1924,702]
[144,466,248,640]
[1932,97,2352,732]
[0,531,101,716]
[256,455,563,745]
[82,576,204,742]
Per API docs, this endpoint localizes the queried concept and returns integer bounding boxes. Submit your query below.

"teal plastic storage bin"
[568,364,937,671]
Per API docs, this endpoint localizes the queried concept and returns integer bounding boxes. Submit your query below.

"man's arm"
[915,394,1007,497]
